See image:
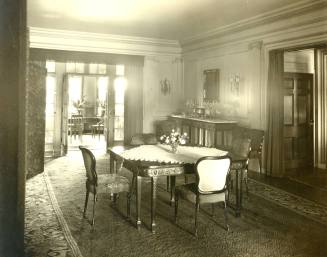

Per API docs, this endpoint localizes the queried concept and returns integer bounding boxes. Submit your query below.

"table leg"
[170,176,176,206]
[235,169,242,217]
[151,177,158,234]
[116,159,123,173]
[109,154,114,174]
[136,176,142,230]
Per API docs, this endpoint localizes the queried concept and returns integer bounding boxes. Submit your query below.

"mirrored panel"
[203,69,219,102]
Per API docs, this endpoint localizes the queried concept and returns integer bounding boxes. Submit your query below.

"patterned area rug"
[25,174,75,257]
[25,152,327,257]
[248,179,327,226]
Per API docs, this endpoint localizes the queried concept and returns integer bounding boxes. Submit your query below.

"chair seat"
[176,183,225,204]
[230,161,244,170]
[97,174,130,194]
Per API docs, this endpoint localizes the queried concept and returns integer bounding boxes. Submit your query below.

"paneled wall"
[143,56,184,132]
[182,4,327,132]
[183,42,263,129]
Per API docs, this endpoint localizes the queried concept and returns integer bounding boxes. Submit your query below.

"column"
[0,0,27,256]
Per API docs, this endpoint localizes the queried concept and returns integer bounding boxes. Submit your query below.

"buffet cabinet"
[168,115,238,148]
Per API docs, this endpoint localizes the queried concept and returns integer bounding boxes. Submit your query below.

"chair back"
[79,146,97,185]
[129,133,158,146]
[195,156,231,194]
[231,137,251,158]
[71,114,83,125]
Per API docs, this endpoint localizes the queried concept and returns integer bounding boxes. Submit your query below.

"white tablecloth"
[120,144,228,164]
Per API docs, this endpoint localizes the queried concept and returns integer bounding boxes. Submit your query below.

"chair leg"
[127,192,131,219]
[92,193,96,226]
[166,176,170,191]
[83,190,89,218]
[223,201,229,231]
[174,193,179,223]
[244,171,249,196]
[194,201,200,237]
[184,175,189,184]
[113,193,118,204]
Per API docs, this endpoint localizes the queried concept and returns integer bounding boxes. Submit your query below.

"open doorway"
[283,48,327,189]
[44,61,129,158]
[65,73,108,152]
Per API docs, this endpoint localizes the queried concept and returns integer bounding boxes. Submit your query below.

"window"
[114,65,126,141]
[45,75,56,155]
[46,60,56,73]
[45,75,56,140]
[68,76,83,114]
[66,62,84,73]
[97,77,108,116]
[89,63,107,74]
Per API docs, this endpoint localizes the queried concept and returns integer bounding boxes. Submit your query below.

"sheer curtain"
[124,65,144,144]
[264,50,285,177]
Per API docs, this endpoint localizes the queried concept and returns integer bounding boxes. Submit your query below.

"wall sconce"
[229,74,240,95]
[160,78,171,95]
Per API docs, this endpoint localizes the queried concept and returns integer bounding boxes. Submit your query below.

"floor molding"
[43,172,84,257]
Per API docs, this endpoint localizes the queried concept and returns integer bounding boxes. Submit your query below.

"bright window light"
[97,77,108,102]
[114,77,126,104]
[46,60,55,73]
[46,76,56,114]
[68,76,82,102]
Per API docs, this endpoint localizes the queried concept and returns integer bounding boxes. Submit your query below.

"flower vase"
[170,143,178,154]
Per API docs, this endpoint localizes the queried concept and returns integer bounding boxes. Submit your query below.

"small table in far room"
[107,144,247,234]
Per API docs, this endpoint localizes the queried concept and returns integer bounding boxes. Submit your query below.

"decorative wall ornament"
[229,74,240,96]
[160,78,171,95]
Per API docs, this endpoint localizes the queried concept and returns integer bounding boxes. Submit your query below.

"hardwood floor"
[249,167,327,207]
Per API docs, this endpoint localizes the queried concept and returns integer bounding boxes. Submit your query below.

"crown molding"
[181,0,327,47]
[29,27,181,56]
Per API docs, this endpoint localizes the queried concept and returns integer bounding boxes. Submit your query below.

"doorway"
[65,73,108,152]
[282,48,327,188]
[283,72,313,170]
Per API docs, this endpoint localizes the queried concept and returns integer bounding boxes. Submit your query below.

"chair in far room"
[174,156,232,236]
[79,146,131,226]
[69,114,84,138]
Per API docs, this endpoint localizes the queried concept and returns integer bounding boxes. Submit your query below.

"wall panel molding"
[182,2,327,54]
[29,27,182,57]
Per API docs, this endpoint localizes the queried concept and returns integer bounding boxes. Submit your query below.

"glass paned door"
[44,75,56,157]
[114,77,126,142]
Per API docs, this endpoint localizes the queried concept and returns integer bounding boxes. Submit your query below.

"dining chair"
[243,128,264,174]
[79,146,131,226]
[174,156,232,236]
[229,137,251,195]
[70,114,84,138]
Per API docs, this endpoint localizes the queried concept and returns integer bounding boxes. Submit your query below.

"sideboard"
[168,115,238,148]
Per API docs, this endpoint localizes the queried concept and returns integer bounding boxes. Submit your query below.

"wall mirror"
[203,69,219,102]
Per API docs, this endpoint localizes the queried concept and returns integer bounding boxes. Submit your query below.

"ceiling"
[28,0,301,41]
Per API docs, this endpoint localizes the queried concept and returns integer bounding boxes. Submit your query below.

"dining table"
[108,144,247,234]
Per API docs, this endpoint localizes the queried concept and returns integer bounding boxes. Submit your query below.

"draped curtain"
[264,50,285,177]
[315,48,327,168]
[124,65,144,144]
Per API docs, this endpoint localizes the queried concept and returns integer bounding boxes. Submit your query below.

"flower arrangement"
[72,97,86,114]
[160,129,188,153]
[72,98,86,109]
